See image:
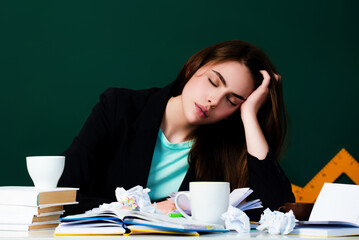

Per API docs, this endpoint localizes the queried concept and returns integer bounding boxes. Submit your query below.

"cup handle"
[174,192,191,219]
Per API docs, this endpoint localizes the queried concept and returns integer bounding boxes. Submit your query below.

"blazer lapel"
[128,84,173,187]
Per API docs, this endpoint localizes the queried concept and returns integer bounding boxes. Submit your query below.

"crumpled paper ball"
[256,208,295,235]
[221,205,250,233]
[115,185,154,212]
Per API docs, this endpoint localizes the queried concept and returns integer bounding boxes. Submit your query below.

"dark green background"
[1,1,358,188]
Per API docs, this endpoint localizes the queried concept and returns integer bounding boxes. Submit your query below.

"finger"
[273,73,281,82]
[259,70,271,88]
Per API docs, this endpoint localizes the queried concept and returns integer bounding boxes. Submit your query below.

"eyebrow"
[211,69,247,101]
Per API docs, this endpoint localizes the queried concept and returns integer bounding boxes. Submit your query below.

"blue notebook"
[55,208,229,236]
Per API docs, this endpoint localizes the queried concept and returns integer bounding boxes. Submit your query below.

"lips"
[195,103,208,118]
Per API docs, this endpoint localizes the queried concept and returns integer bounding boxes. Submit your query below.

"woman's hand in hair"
[240,70,271,117]
[240,70,272,159]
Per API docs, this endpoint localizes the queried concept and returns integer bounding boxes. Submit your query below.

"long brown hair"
[170,40,286,191]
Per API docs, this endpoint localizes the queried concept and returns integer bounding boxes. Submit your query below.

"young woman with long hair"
[58,40,294,220]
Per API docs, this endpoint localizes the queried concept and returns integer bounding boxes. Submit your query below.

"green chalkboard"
[0,1,358,189]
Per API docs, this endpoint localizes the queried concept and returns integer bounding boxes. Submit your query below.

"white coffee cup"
[175,182,230,225]
[26,156,65,189]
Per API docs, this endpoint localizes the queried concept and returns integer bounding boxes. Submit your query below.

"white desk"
[1,230,359,240]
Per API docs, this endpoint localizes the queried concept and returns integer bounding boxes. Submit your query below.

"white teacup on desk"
[26,156,65,189]
[175,182,230,225]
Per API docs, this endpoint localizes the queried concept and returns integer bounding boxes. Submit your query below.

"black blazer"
[58,84,294,220]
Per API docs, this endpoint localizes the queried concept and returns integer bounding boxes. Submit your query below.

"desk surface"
[0,230,359,240]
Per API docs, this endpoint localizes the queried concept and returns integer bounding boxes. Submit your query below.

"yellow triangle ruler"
[291,148,359,203]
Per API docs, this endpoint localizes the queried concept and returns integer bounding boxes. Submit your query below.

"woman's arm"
[240,70,271,160]
[240,71,294,220]
[245,151,295,220]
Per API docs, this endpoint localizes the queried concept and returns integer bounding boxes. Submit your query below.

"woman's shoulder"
[101,87,161,100]
[98,85,171,115]
[99,86,162,105]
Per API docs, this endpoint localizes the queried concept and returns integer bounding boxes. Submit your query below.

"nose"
[207,97,219,109]
[207,89,224,109]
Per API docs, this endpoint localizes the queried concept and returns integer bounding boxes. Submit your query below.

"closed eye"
[226,97,237,106]
[208,78,217,87]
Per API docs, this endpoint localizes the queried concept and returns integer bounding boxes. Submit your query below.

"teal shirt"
[146,129,193,201]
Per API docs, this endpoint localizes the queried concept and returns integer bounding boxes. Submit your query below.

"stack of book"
[0,186,78,232]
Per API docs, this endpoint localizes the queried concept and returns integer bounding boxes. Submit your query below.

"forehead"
[209,61,249,77]
[208,61,255,94]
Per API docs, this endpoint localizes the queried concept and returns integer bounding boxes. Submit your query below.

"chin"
[184,115,204,126]
[191,118,215,126]
[186,118,203,126]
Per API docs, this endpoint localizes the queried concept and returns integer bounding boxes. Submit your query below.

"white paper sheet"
[308,183,359,226]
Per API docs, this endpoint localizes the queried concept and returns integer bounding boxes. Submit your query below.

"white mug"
[175,182,230,225]
[26,156,65,189]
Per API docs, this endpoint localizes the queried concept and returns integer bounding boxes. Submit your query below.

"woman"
[58,40,295,220]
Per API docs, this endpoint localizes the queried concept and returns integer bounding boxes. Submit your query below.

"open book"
[290,183,359,237]
[55,206,228,236]
[170,187,262,214]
